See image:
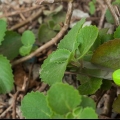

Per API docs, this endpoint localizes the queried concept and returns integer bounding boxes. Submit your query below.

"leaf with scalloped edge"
[21,91,52,119]
[58,18,85,52]
[21,30,35,46]
[40,49,71,85]
[91,39,120,69]
[47,83,81,115]
[77,74,102,95]
[19,45,32,56]
[77,25,98,59]
[0,55,14,94]
[40,62,68,85]
[80,107,98,119]
[0,19,7,45]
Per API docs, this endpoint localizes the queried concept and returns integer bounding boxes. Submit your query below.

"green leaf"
[52,11,66,24]
[40,49,71,85]
[105,9,114,24]
[114,26,120,38]
[77,25,98,59]
[50,49,71,63]
[21,91,52,119]
[80,107,98,119]
[0,31,22,60]
[80,96,96,109]
[0,55,14,94]
[77,74,102,95]
[112,94,120,113]
[58,18,85,52]
[89,1,96,15]
[47,83,81,115]
[21,30,35,46]
[19,45,32,56]
[40,62,68,85]
[0,19,7,45]
[91,39,120,69]
[38,23,57,43]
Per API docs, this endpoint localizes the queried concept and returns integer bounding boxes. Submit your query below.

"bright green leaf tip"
[112,69,120,86]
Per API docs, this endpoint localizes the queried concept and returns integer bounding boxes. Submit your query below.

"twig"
[12,1,73,66]
[104,0,119,26]
[12,91,19,119]
[9,8,44,31]
[0,5,41,19]
[39,83,48,92]
[98,6,107,29]
[0,105,12,118]
[36,0,72,4]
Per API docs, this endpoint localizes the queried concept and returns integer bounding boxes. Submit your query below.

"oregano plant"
[1,16,120,118]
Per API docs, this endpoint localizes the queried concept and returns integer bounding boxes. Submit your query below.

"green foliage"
[0,55,14,94]
[77,74,102,95]
[91,39,120,69]
[58,18,85,52]
[21,83,98,119]
[105,9,114,24]
[89,0,96,15]
[47,83,81,115]
[114,26,120,38]
[19,30,35,56]
[0,31,22,60]
[38,6,65,43]
[21,30,35,46]
[40,49,71,85]
[21,91,52,119]
[77,25,98,59]
[0,19,7,45]
[38,23,57,43]
[112,69,120,86]
[112,94,120,113]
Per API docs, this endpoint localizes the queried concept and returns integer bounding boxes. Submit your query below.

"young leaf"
[40,62,68,85]
[112,94,120,113]
[58,18,85,52]
[47,83,81,115]
[77,74,102,95]
[0,55,14,94]
[21,91,52,119]
[80,107,98,119]
[38,23,57,43]
[19,45,32,56]
[91,39,120,69]
[114,26,120,38]
[89,1,96,15]
[21,30,35,46]
[77,25,98,59]
[0,19,7,45]
[0,31,22,60]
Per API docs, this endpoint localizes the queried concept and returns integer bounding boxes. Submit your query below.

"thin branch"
[104,0,119,26]
[98,6,107,29]
[12,1,73,66]
[0,5,41,19]
[9,8,44,31]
